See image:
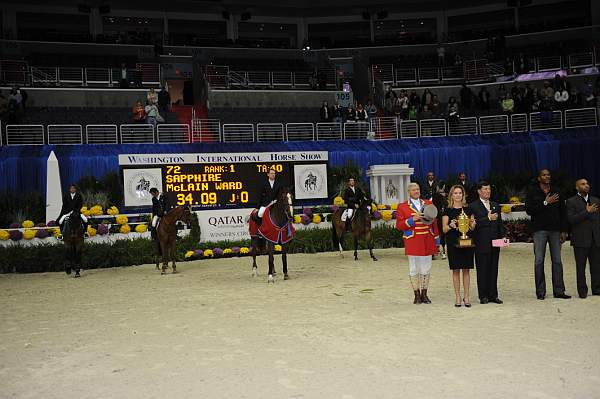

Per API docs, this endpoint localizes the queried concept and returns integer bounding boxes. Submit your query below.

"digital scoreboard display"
[119,151,329,209]
[163,162,292,208]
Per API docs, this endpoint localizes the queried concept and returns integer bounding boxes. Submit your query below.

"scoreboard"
[119,151,328,209]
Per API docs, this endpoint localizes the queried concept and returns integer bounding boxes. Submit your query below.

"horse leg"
[74,242,82,277]
[160,242,168,275]
[267,243,275,283]
[64,244,72,275]
[366,230,378,261]
[171,243,178,274]
[353,233,359,261]
[251,237,258,277]
[282,247,289,280]
[154,240,161,270]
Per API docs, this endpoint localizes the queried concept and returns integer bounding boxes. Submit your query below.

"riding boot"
[251,212,262,226]
[345,218,352,232]
[410,274,421,304]
[421,274,432,304]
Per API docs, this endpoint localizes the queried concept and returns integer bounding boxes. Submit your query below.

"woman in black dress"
[442,185,476,307]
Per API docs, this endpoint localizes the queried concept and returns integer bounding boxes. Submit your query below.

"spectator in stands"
[331,103,343,124]
[384,88,394,116]
[430,95,442,117]
[158,85,171,115]
[421,89,434,108]
[398,90,410,120]
[501,94,515,115]
[409,90,420,109]
[147,87,158,106]
[478,86,491,112]
[309,71,318,90]
[320,101,331,122]
[437,44,446,66]
[497,85,507,107]
[553,74,568,93]
[541,81,555,101]
[408,104,419,120]
[132,101,146,123]
[420,104,433,120]
[145,102,163,128]
[523,83,535,113]
[120,63,129,89]
[16,86,27,112]
[460,84,473,111]
[345,104,356,122]
[0,91,7,119]
[513,88,526,114]
[355,103,368,122]
[447,97,460,124]
[581,78,595,107]
[365,100,377,120]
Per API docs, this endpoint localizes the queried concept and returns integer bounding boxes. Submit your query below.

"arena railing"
[285,123,314,141]
[510,113,529,132]
[479,115,509,134]
[30,67,58,85]
[441,66,464,82]
[5,125,45,145]
[256,123,285,142]
[399,120,418,138]
[419,119,447,137]
[58,67,84,85]
[136,63,161,86]
[272,72,293,87]
[47,125,84,145]
[120,124,155,144]
[394,68,418,85]
[370,117,398,140]
[536,56,562,72]
[191,119,221,142]
[86,124,119,144]
[156,124,191,144]
[85,68,112,86]
[343,122,370,140]
[222,123,254,142]
[316,123,343,140]
[530,111,563,131]
[448,117,478,136]
[564,108,598,128]
[568,52,595,69]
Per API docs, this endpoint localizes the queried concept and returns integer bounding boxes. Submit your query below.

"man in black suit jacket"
[342,177,367,231]
[566,178,600,298]
[421,171,438,201]
[58,184,87,233]
[256,169,283,222]
[469,181,505,304]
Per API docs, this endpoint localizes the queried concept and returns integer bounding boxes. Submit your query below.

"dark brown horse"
[156,205,191,275]
[63,212,85,277]
[332,197,377,261]
[249,187,295,283]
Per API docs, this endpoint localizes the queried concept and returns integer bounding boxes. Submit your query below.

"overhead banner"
[196,208,252,242]
[294,164,328,199]
[123,168,163,207]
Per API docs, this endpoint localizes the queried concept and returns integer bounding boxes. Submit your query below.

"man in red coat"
[397,182,440,304]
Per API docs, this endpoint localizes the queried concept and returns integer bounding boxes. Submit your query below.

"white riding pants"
[408,255,432,277]
[152,215,159,227]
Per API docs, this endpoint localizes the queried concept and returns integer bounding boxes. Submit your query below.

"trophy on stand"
[456,209,474,247]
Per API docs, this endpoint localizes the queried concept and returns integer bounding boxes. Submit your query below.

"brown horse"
[156,205,192,275]
[63,212,85,277]
[249,187,295,283]
[332,197,377,261]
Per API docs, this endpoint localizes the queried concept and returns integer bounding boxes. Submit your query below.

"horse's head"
[64,211,84,238]
[276,187,294,221]
[179,205,192,225]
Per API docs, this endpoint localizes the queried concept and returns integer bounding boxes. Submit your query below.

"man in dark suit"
[58,184,87,234]
[469,180,505,304]
[566,178,600,298]
[342,177,366,231]
[421,171,438,201]
[256,169,283,223]
[525,169,571,300]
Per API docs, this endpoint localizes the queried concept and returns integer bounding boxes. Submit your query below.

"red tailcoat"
[396,199,439,256]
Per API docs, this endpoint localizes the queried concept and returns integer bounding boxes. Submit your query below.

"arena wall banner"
[195,209,253,242]
[294,163,328,200]
[122,168,163,207]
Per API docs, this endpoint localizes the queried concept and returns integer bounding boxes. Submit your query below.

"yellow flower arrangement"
[22,220,34,228]
[0,230,9,240]
[87,226,97,237]
[509,196,521,204]
[333,196,345,206]
[293,215,302,224]
[185,250,194,259]
[377,204,387,210]
[80,206,88,214]
[23,229,36,240]
[371,203,378,213]
[135,224,148,233]
[51,228,61,237]
[116,215,128,225]
[240,247,250,254]
[204,249,214,257]
[107,206,119,215]
[381,210,393,221]
[274,244,282,252]
[120,224,131,234]
[90,205,103,216]
[501,205,512,214]
[312,214,322,224]
[223,248,233,255]
[391,203,398,210]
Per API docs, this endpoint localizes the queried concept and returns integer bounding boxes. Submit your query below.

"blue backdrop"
[1,128,599,195]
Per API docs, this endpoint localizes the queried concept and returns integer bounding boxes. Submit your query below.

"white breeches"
[341,208,353,222]
[258,206,266,218]
[152,216,159,227]
[408,255,432,276]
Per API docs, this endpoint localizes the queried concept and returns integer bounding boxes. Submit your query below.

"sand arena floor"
[1,244,599,399]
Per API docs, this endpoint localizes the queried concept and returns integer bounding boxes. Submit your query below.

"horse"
[248,187,295,283]
[62,212,85,277]
[331,197,378,261]
[156,205,192,275]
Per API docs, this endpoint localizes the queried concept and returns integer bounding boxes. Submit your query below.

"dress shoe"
[579,293,587,299]
[490,298,503,304]
[480,297,489,304]
[537,294,545,300]
[553,293,571,299]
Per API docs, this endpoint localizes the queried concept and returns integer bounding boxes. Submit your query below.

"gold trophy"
[456,209,474,247]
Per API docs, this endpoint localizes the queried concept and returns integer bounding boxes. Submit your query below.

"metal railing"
[536,56,562,72]
[569,52,595,69]
[1,108,598,146]
[47,125,83,145]
[85,68,111,85]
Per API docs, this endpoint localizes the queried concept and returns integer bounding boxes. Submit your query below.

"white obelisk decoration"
[46,151,62,224]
